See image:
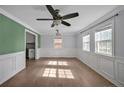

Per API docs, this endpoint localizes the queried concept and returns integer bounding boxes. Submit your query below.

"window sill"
[82,50,90,52]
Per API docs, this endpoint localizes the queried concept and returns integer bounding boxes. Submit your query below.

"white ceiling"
[0,5,117,34]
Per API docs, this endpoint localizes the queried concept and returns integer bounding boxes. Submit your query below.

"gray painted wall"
[40,34,77,57]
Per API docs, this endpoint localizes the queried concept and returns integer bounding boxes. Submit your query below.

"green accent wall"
[0,15,25,55]
[0,14,41,55]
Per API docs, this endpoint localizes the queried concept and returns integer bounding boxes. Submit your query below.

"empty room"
[0,4,124,88]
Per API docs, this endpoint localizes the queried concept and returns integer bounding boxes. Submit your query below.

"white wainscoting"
[115,57,124,86]
[40,48,77,58]
[0,51,25,85]
[77,51,124,86]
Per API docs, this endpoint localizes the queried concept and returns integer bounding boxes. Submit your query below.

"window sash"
[83,35,90,51]
[95,27,112,56]
[54,39,62,49]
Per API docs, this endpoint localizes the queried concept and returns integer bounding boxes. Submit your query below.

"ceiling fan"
[36,5,79,27]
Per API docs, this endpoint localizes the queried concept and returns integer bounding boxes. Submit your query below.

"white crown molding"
[0,7,40,34]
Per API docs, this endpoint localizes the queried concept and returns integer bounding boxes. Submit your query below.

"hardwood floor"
[1,58,115,87]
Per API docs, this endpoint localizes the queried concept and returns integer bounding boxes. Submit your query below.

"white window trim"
[82,34,90,52]
[94,19,115,57]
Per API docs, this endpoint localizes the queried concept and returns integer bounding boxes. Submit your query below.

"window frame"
[82,34,90,52]
[54,38,63,49]
[94,22,114,57]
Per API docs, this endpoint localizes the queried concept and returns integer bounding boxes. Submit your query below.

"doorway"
[25,29,38,63]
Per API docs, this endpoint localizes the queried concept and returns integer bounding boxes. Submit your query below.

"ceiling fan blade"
[51,23,55,27]
[46,5,57,18]
[36,18,54,21]
[61,21,71,26]
[62,12,79,20]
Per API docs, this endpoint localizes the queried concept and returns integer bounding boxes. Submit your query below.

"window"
[83,34,90,51]
[95,27,112,56]
[54,39,62,48]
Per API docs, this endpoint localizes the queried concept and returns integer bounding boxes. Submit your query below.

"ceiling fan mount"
[55,9,60,14]
[36,5,79,27]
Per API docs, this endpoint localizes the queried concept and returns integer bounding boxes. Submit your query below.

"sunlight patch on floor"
[48,61,57,65]
[42,68,74,79]
[58,69,74,79]
[42,68,56,78]
[58,61,68,66]
[48,61,68,66]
